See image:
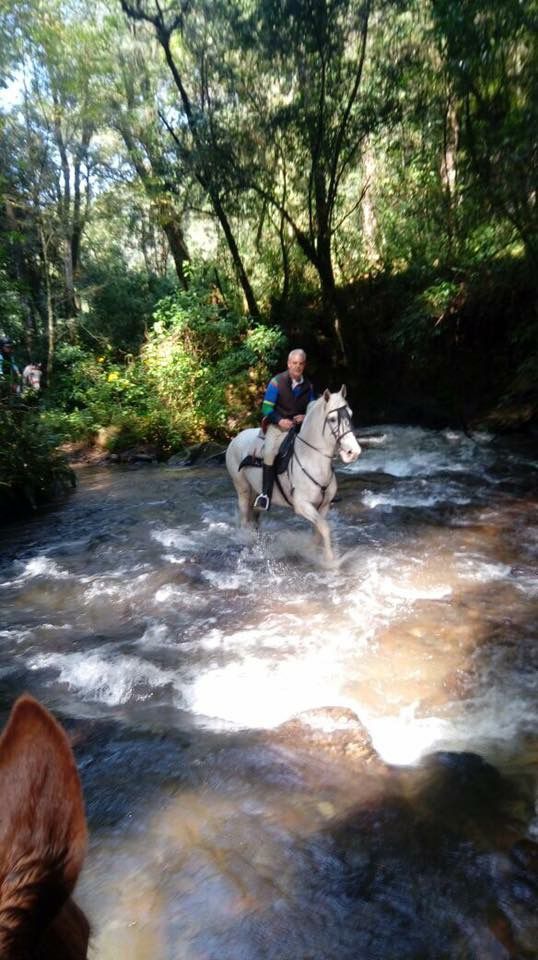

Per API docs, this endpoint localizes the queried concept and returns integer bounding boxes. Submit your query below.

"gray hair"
[288,349,306,362]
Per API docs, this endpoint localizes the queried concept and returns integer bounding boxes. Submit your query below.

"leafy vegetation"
[0,0,536,513]
[0,401,74,516]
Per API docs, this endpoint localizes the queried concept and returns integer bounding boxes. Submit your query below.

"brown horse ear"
[0,695,87,957]
[323,388,331,402]
[340,384,347,398]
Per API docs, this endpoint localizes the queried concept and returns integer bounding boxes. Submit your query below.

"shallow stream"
[1,425,537,958]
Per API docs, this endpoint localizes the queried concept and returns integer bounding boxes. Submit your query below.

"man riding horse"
[254,348,315,511]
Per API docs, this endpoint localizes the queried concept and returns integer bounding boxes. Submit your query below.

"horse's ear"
[340,384,347,398]
[0,695,88,957]
[323,388,331,402]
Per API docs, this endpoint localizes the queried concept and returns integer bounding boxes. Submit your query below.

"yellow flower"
[107,371,119,382]
[97,356,105,363]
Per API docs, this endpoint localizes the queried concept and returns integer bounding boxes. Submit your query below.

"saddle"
[239,426,297,476]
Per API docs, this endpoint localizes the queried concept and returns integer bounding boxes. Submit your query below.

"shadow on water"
[47,702,538,960]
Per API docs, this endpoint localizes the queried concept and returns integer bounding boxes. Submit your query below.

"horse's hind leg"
[232,474,256,528]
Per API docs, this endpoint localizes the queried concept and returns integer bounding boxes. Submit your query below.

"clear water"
[1,426,537,958]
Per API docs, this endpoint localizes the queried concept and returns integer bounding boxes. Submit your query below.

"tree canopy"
[0,0,536,507]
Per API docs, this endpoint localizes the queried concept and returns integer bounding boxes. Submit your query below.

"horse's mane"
[0,695,89,959]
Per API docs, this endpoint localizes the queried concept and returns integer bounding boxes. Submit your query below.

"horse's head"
[0,695,89,960]
[322,385,361,464]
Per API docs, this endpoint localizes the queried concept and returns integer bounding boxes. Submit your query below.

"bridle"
[284,403,354,503]
[296,404,354,458]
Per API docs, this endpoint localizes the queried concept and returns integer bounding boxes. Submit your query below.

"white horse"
[225,386,361,563]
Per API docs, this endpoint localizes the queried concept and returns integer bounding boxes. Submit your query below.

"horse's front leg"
[293,498,334,564]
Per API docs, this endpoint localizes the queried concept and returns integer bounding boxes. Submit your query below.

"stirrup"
[254,493,270,511]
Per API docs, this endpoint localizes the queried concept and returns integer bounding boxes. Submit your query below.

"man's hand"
[279,418,294,431]
[293,414,305,425]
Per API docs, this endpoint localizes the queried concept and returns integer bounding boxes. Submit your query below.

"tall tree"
[232,0,379,361]
[120,0,261,318]
[432,0,538,264]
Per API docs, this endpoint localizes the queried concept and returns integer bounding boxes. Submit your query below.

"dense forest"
[1,0,536,509]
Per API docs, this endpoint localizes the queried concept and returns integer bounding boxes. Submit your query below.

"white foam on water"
[347,425,495,479]
[11,556,70,581]
[137,622,172,647]
[514,574,538,597]
[151,527,199,550]
[203,570,245,591]
[153,585,211,611]
[81,569,151,602]
[362,483,471,510]
[201,518,233,534]
[0,628,32,644]
[28,650,178,706]
[349,557,453,615]
[455,556,512,583]
[83,582,126,601]
[38,623,73,631]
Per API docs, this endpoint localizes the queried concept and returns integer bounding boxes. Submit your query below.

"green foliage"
[431,0,538,262]
[143,275,285,440]
[78,263,175,356]
[42,275,285,451]
[0,401,75,512]
[44,343,149,440]
[0,266,26,342]
[391,279,460,350]
[1,0,536,441]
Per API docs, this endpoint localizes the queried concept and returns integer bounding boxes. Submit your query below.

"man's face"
[288,354,306,380]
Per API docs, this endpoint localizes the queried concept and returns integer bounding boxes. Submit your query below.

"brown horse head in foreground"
[0,695,89,959]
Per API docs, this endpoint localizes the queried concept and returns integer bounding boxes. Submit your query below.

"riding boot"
[254,463,275,511]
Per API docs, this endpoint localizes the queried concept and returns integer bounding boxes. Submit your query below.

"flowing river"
[1,425,537,959]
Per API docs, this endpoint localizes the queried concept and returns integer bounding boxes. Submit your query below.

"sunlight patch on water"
[364,706,451,765]
[185,653,346,729]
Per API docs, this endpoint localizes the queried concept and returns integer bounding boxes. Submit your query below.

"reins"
[287,403,353,503]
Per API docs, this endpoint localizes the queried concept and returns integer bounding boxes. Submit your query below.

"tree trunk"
[211,192,260,318]
[38,223,55,378]
[316,234,347,364]
[160,218,190,290]
[440,96,459,258]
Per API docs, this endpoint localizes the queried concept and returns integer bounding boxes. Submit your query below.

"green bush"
[0,401,75,514]
[142,275,285,441]
[42,273,285,453]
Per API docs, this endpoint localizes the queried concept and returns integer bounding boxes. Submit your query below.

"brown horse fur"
[0,695,89,959]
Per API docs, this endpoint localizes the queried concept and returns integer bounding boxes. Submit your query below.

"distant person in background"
[22,361,43,393]
[0,336,22,395]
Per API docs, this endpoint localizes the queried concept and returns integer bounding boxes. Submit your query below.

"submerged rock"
[272,706,379,765]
